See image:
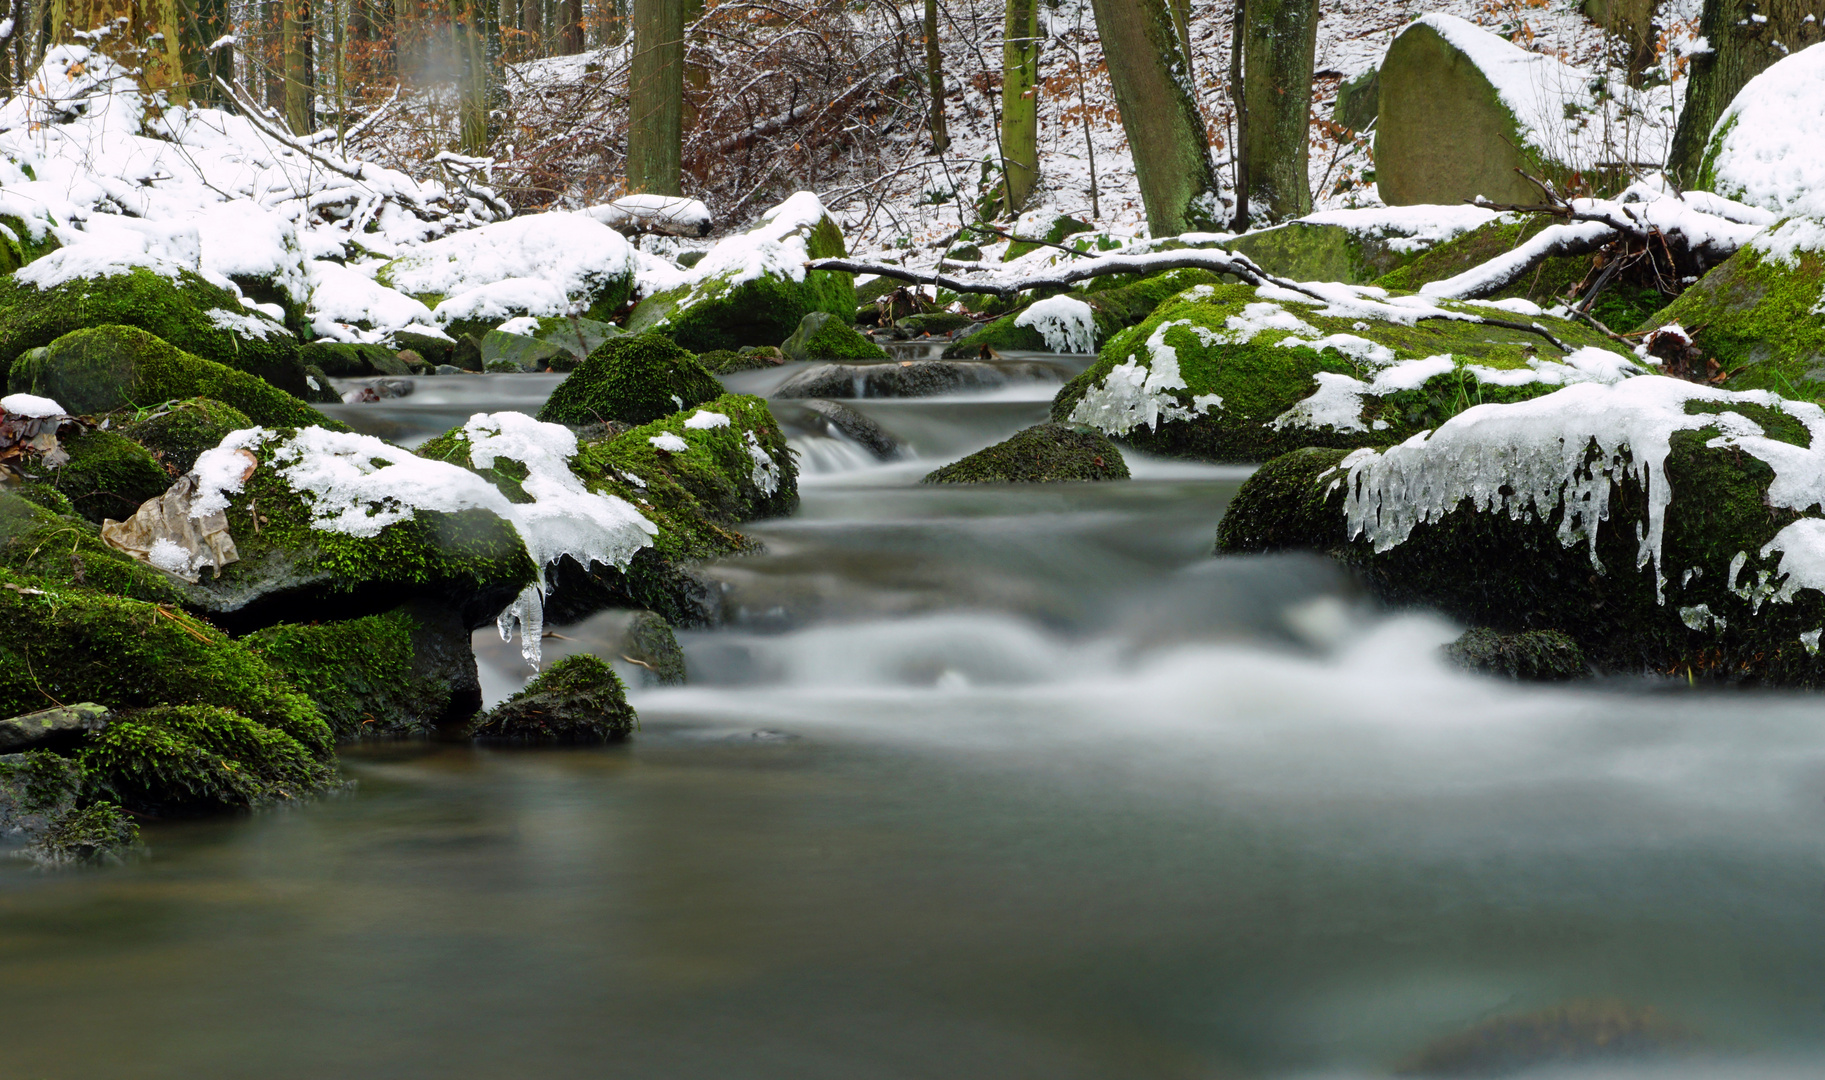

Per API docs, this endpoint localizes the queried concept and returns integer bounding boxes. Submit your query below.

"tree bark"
[1667,0,1825,183]
[923,0,947,152]
[1238,0,1317,222]
[283,0,315,134]
[452,0,500,152]
[1000,0,1041,211]
[559,0,582,53]
[1088,0,1222,237]
[626,0,684,195]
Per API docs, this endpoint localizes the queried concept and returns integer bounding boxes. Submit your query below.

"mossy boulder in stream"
[1443,628,1587,681]
[537,332,724,427]
[0,487,185,603]
[469,653,635,742]
[945,269,1224,358]
[625,192,855,352]
[1639,217,1825,400]
[780,311,888,361]
[923,423,1129,483]
[116,398,255,475]
[9,325,342,428]
[1214,377,1825,686]
[1,750,138,865]
[1051,281,1636,462]
[0,265,323,399]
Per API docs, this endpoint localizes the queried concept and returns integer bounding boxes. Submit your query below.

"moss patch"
[80,704,335,815]
[1444,628,1587,681]
[469,653,634,742]
[10,325,341,429]
[923,423,1129,483]
[946,268,1225,358]
[42,427,172,524]
[781,312,889,360]
[537,332,725,427]
[117,397,256,474]
[1373,216,1600,309]
[0,487,183,603]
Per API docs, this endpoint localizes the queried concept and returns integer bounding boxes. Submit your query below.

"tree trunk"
[452,0,500,152]
[559,0,581,53]
[520,0,540,55]
[626,0,683,194]
[1001,0,1041,211]
[1238,0,1317,222]
[263,0,284,110]
[1088,0,1222,237]
[283,0,314,134]
[924,0,947,152]
[1666,0,1825,183]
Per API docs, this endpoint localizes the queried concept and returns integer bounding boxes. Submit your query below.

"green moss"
[896,312,975,335]
[945,269,1224,358]
[0,212,60,276]
[80,704,335,814]
[782,312,889,360]
[117,397,256,474]
[696,348,783,375]
[922,423,1129,483]
[1641,229,1825,401]
[469,653,634,742]
[1224,221,1420,284]
[247,605,476,739]
[1004,215,1092,261]
[301,341,412,377]
[0,267,309,395]
[1443,628,1587,681]
[0,571,332,753]
[1373,217,1599,308]
[1053,282,1626,462]
[31,801,140,864]
[0,488,183,603]
[10,325,343,429]
[0,749,84,814]
[537,332,725,426]
[1683,398,1812,447]
[43,427,172,524]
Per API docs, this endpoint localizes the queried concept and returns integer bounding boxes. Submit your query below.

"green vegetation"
[780,312,889,361]
[45,427,172,524]
[945,269,1225,358]
[1444,628,1588,681]
[81,704,336,814]
[469,653,634,742]
[923,423,1129,483]
[117,398,256,474]
[537,332,725,426]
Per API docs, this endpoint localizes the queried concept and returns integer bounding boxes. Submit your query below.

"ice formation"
[1067,320,1224,435]
[1014,295,1098,354]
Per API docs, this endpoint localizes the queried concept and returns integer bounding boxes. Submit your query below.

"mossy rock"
[0,266,314,397]
[0,212,60,276]
[1640,217,1825,402]
[0,569,332,753]
[116,398,255,475]
[1225,221,1421,285]
[80,704,335,815]
[537,332,724,427]
[922,423,1129,483]
[1003,215,1092,261]
[532,315,622,360]
[945,269,1225,358]
[897,312,975,335]
[480,329,571,373]
[180,428,537,631]
[9,325,343,429]
[855,275,902,307]
[1443,627,1587,681]
[780,311,889,361]
[625,196,855,352]
[301,341,413,378]
[41,426,173,525]
[387,329,457,368]
[1332,69,1379,132]
[0,488,184,602]
[696,347,784,375]
[0,749,137,865]
[618,610,687,685]
[247,600,484,738]
[469,653,635,742]
[1052,281,1632,462]
[1214,383,1825,685]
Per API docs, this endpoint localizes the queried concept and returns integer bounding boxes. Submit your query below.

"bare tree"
[1237,0,1318,222]
[1001,0,1041,211]
[627,0,684,194]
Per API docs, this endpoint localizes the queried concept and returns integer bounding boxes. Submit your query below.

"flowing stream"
[4,348,1825,1078]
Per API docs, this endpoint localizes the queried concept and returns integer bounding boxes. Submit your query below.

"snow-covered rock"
[1698,41,1825,218]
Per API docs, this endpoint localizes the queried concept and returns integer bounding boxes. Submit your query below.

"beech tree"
[627,0,685,194]
[1237,0,1318,222]
[924,0,948,152]
[1001,0,1041,211]
[1089,0,1223,236]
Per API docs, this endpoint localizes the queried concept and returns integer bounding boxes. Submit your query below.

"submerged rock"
[537,332,724,427]
[0,750,139,866]
[1397,1000,1695,1076]
[923,423,1128,483]
[1443,628,1586,681]
[625,192,856,352]
[9,325,342,427]
[470,653,635,742]
[776,359,1061,398]
[1052,281,1637,463]
[794,398,900,460]
[1215,377,1825,685]
[780,311,888,361]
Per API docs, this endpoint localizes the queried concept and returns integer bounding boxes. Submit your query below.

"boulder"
[469,653,635,742]
[944,269,1224,358]
[378,210,639,338]
[301,341,414,378]
[537,332,724,426]
[0,750,137,865]
[41,426,173,524]
[0,210,61,276]
[117,397,256,474]
[789,398,901,459]
[247,599,487,738]
[388,329,458,369]
[0,487,186,603]
[1642,217,1825,395]
[528,315,623,360]
[0,265,313,397]
[1375,14,1655,206]
[480,329,572,373]
[922,423,1128,483]
[0,703,112,753]
[625,192,856,352]
[777,359,1063,398]
[615,610,687,686]
[1369,214,1648,318]
[780,311,889,361]
[1443,628,1587,681]
[9,325,343,426]
[81,703,337,815]
[1215,377,1825,685]
[896,312,975,335]
[1052,281,1637,462]
[1331,68,1379,132]
[696,346,785,375]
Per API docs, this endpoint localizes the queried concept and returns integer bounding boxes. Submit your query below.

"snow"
[496,316,542,336]
[1,393,65,417]
[1418,220,1615,301]
[382,211,637,325]
[1300,205,1504,253]
[1269,372,1380,435]
[586,195,713,236]
[1701,41,1825,217]
[1066,319,1224,434]
[648,433,691,453]
[1336,377,1825,603]
[146,537,193,576]
[683,191,834,291]
[1014,294,1097,353]
[307,260,437,341]
[1748,215,1825,269]
[683,410,731,429]
[745,431,783,495]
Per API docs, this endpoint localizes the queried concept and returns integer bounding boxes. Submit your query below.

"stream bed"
[4,351,1825,1078]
